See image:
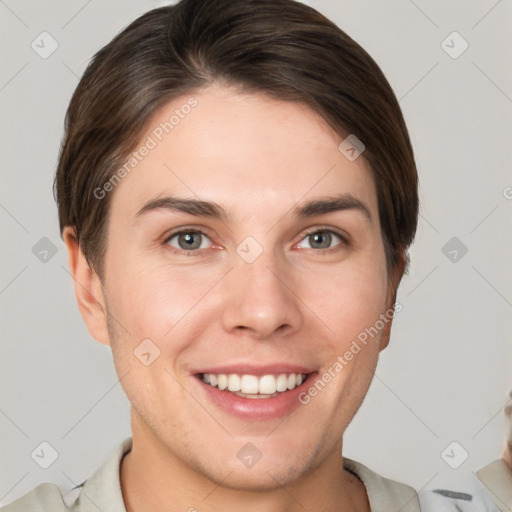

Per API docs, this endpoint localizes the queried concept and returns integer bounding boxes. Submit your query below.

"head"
[504,390,512,468]
[56,0,418,491]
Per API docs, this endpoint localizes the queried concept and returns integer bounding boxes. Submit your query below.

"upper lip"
[191,363,315,376]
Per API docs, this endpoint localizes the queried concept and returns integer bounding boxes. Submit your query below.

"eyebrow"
[134,193,372,224]
[293,194,372,223]
[135,196,228,221]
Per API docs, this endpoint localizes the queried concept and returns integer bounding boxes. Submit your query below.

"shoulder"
[343,458,420,512]
[418,488,500,511]
[1,437,131,512]
[477,458,512,508]
[0,483,68,512]
[418,466,504,512]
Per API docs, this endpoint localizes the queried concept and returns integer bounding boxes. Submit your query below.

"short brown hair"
[54,0,418,282]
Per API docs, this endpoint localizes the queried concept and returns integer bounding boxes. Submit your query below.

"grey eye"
[308,231,332,249]
[167,231,211,251]
[298,230,342,250]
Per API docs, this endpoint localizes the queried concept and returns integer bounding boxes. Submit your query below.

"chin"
[206,462,304,492]
[197,440,324,492]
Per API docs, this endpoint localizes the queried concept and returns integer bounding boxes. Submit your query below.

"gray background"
[1,0,511,505]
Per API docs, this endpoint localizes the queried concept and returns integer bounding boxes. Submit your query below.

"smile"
[193,364,316,420]
[200,372,309,398]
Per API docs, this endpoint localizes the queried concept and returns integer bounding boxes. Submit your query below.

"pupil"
[311,231,331,249]
[179,232,200,250]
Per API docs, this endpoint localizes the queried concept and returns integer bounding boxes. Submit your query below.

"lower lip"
[195,374,316,421]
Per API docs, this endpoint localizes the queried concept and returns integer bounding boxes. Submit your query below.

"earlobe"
[379,311,394,351]
[63,227,111,346]
[379,249,406,352]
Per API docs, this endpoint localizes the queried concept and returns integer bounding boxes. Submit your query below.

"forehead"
[109,84,378,225]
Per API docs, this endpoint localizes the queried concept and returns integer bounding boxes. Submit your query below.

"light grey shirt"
[418,460,512,512]
[1,437,421,512]
[477,459,512,511]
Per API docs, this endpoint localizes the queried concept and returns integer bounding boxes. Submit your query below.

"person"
[476,390,512,510]
[419,389,512,511]
[1,0,422,510]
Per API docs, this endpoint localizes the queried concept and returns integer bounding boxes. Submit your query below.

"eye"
[296,229,345,250]
[166,230,212,251]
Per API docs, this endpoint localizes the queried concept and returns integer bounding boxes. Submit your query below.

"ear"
[503,394,512,469]
[379,249,406,351]
[63,226,110,346]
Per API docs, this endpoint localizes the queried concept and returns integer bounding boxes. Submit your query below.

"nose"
[221,253,303,340]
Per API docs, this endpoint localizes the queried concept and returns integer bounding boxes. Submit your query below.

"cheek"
[104,255,224,351]
[301,256,389,343]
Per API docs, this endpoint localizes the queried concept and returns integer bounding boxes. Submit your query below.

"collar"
[68,438,132,512]
[477,459,512,512]
[344,458,420,511]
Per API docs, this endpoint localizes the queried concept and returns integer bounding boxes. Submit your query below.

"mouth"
[192,367,316,420]
[198,372,310,399]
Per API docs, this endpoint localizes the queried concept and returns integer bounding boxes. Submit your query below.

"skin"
[504,444,512,470]
[504,395,512,469]
[64,83,404,512]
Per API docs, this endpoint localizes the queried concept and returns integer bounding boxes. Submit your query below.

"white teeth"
[276,373,288,392]
[258,375,277,394]
[217,374,228,390]
[227,374,241,392]
[201,372,308,395]
[235,391,275,399]
[241,375,259,394]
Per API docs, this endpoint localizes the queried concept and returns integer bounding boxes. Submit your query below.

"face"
[504,390,512,468]
[88,84,399,489]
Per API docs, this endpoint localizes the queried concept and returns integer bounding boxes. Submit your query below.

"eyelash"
[163,226,349,257]
[299,227,349,252]
[163,229,213,257]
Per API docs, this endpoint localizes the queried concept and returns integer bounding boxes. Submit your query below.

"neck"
[120,415,369,512]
